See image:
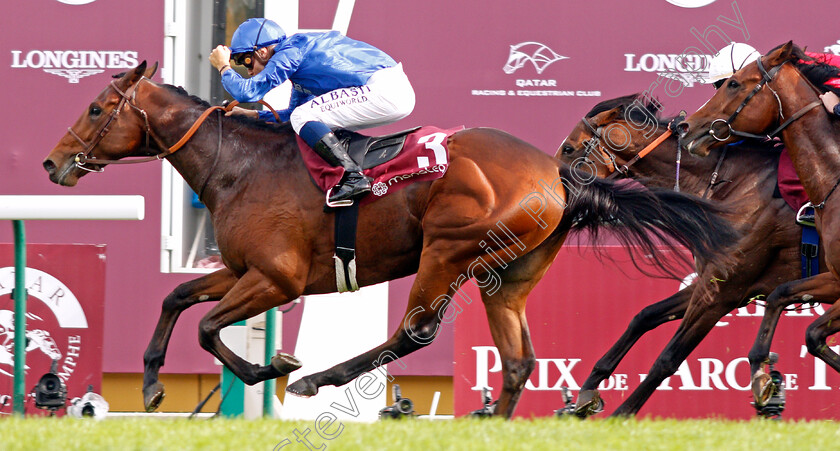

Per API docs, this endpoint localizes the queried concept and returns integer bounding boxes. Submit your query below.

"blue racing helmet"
[230,18,285,54]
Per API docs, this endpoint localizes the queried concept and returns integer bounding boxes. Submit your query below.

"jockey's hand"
[209,45,232,71]
[819,91,840,114]
[225,106,259,119]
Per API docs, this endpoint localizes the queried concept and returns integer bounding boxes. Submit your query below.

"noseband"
[581,118,622,176]
[707,57,822,142]
[67,78,154,172]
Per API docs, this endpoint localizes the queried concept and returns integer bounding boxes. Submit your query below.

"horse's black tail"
[556,165,739,280]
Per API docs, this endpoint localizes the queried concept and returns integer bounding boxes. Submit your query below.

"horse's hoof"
[574,390,604,418]
[286,378,319,398]
[143,382,165,412]
[752,370,774,407]
[271,352,302,375]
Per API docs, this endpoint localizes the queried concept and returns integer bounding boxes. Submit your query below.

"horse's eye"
[89,105,102,117]
[562,144,575,155]
[727,79,740,89]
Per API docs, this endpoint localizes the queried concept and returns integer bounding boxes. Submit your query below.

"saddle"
[328,126,421,293]
[335,126,422,169]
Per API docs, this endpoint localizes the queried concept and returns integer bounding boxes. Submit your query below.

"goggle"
[232,52,255,69]
[231,19,269,70]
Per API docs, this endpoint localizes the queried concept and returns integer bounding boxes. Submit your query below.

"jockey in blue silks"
[209,18,415,206]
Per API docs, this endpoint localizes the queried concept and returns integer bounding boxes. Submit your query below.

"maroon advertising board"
[454,246,840,419]
[0,244,105,416]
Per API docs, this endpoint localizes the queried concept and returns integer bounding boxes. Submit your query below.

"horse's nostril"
[43,159,56,174]
[676,122,690,136]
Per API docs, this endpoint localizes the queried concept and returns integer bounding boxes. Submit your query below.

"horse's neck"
[145,93,269,211]
[778,76,840,204]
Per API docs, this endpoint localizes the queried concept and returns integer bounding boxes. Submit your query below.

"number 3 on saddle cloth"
[296,125,464,293]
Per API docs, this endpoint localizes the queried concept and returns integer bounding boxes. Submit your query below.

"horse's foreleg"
[576,288,691,417]
[197,268,302,386]
[143,268,237,412]
[805,301,840,371]
[609,297,730,417]
[747,273,840,406]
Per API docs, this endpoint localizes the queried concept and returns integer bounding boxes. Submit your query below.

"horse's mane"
[776,43,840,96]
[585,93,672,126]
[158,83,292,133]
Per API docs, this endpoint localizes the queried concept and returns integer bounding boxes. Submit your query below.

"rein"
[581,117,673,179]
[70,78,280,171]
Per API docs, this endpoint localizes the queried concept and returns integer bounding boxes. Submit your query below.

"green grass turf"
[1,416,839,450]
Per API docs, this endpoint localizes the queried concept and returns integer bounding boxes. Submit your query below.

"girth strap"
[333,203,360,293]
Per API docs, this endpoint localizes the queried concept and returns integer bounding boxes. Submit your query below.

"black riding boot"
[313,132,372,206]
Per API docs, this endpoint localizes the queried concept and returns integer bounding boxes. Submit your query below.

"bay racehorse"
[43,62,738,417]
[678,42,840,407]
[557,94,815,416]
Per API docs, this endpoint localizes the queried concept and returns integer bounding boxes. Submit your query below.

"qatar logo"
[665,0,717,7]
[825,40,840,55]
[503,42,568,75]
[0,267,88,384]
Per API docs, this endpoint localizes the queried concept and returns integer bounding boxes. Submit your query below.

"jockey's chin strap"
[70,78,280,171]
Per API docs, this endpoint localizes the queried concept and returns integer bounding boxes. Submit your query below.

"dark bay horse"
[679,42,840,406]
[556,94,809,417]
[43,62,738,417]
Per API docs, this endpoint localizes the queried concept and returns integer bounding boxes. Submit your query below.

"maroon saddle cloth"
[297,126,464,206]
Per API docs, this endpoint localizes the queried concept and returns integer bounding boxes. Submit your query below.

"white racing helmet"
[702,42,760,85]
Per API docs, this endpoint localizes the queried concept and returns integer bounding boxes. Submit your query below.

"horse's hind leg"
[285,250,466,398]
[197,268,303,385]
[143,268,237,412]
[477,234,566,418]
[575,288,691,417]
[480,281,537,418]
[747,273,840,406]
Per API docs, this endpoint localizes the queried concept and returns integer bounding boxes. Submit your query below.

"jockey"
[209,18,416,206]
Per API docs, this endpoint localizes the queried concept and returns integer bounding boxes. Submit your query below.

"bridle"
[580,118,622,176]
[67,77,279,173]
[67,78,155,172]
[704,55,840,209]
[580,114,739,197]
[706,56,822,142]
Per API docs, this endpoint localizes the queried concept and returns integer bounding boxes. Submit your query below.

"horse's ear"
[591,107,622,126]
[144,62,159,79]
[765,41,795,67]
[119,61,148,86]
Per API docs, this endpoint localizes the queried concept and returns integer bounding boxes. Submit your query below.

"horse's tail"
[556,165,739,280]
